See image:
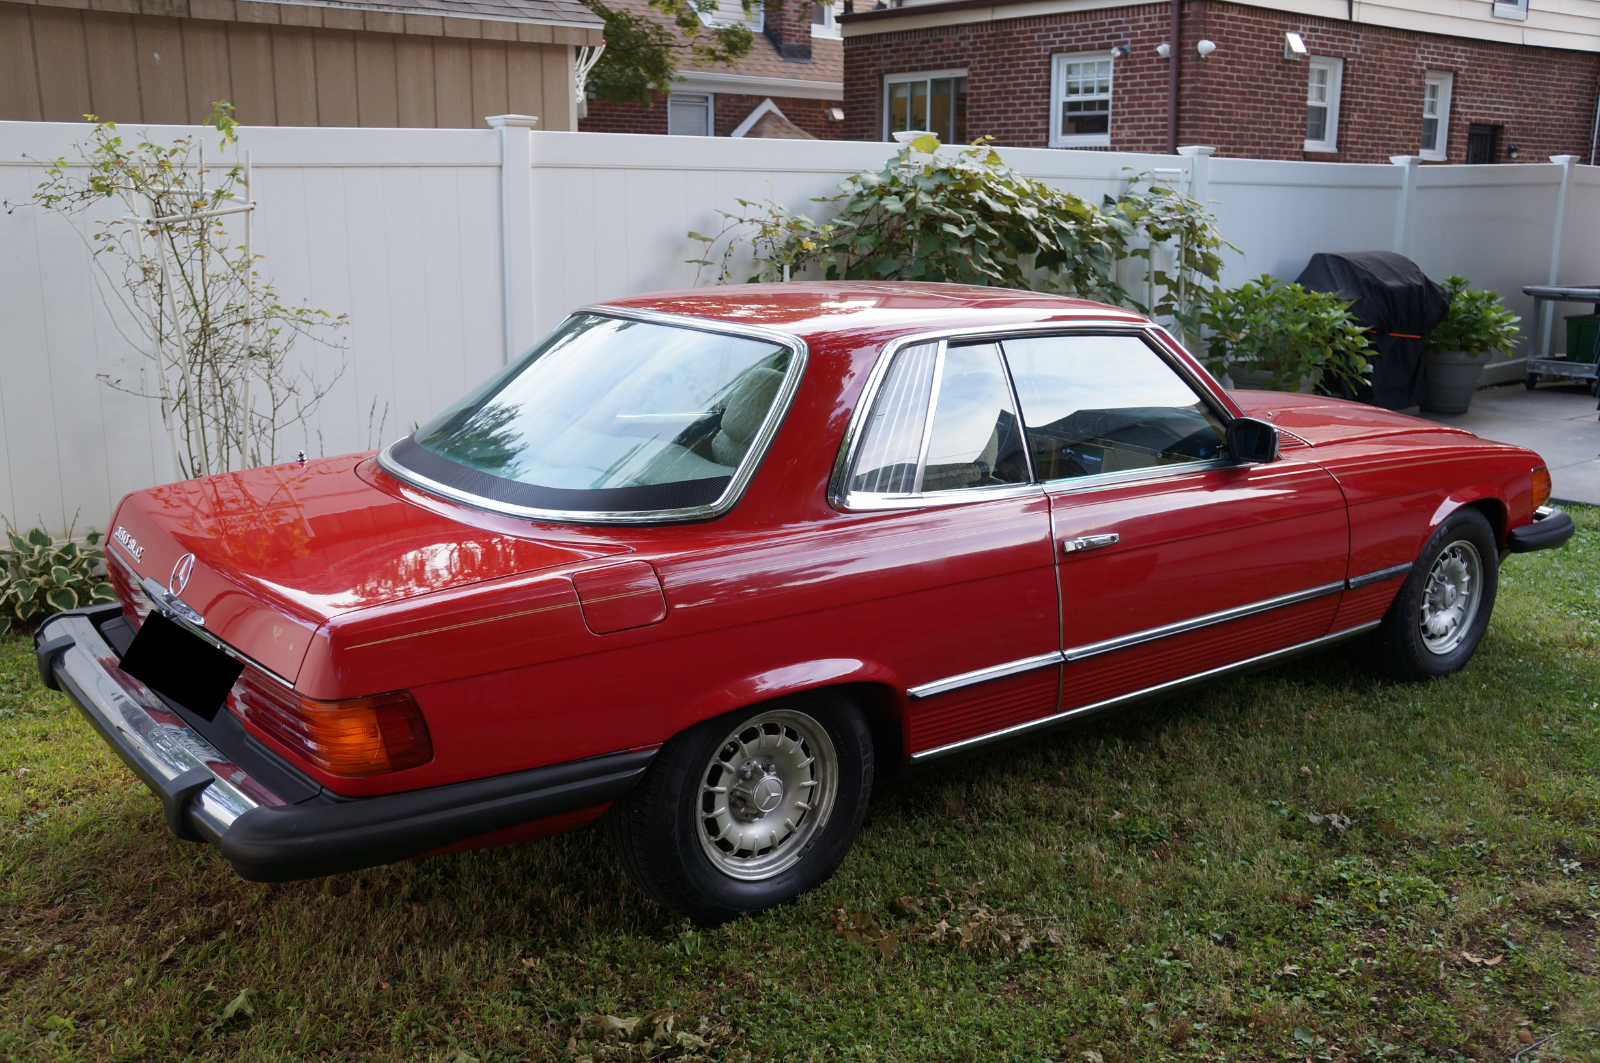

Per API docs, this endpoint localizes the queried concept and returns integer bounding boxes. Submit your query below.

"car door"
[836,339,1062,757]
[999,330,1351,721]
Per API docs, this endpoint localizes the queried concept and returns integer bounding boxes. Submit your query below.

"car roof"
[594,282,1149,344]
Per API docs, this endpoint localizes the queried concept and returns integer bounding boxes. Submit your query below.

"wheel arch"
[674,660,910,772]
[1426,489,1508,550]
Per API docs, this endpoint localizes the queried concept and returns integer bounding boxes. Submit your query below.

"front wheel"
[606,692,873,925]
[1374,507,1499,678]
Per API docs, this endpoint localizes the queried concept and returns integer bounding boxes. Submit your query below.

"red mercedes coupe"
[38,284,1572,923]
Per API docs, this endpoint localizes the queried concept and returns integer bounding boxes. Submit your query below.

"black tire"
[605,691,873,925]
[1525,374,1539,391]
[1374,507,1499,679]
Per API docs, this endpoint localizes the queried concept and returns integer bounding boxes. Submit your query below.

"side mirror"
[1226,417,1280,464]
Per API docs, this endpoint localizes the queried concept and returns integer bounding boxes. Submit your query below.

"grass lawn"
[3,510,1599,1063]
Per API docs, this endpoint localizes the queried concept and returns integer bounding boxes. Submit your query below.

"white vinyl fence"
[3,119,1598,533]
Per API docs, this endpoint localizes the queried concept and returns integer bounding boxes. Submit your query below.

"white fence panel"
[6,118,1600,532]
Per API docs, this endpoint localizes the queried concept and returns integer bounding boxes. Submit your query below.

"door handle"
[1060,533,1119,555]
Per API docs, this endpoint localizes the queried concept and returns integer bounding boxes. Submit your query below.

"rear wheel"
[1374,507,1498,678]
[606,692,873,925]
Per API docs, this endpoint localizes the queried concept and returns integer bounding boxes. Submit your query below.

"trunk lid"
[107,455,625,682]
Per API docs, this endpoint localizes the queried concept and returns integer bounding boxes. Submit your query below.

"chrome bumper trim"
[910,620,1381,762]
[37,612,270,842]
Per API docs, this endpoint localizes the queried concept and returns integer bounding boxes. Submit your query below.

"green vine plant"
[687,136,1235,340]
[22,105,347,480]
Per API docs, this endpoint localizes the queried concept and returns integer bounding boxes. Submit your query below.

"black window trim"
[377,306,810,526]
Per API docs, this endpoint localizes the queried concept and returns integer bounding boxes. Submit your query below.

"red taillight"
[228,671,433,777]
[107,557,151,626]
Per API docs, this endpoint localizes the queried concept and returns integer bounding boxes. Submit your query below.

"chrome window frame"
[378,305,809,526]
[829,321,1241,512]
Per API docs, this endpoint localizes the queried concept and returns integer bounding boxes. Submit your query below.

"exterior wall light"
[1156,42,1172,58]
[1196,39,1217,58]
[1109,45,1127,58]
[1284,32,1307,59]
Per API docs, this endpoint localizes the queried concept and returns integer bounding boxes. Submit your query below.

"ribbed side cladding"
[910,666,1060,752]
[1331,580,1404,631]
[1062,596,1341,712]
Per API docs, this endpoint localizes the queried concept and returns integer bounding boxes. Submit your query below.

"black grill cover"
[1293,251,1450,409]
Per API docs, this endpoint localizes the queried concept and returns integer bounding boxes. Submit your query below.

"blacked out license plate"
[117,611,245,722]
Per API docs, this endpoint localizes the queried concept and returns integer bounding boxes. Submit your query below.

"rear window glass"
[390,314,795,515]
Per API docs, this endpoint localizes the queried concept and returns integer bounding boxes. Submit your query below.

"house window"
[697,0,762,32]
[668,93,714,136]
[1304,56,1343,153]
[883,71,968,143]
[1050,53,1112,147]
[1420,71,1453,160]
[811,0,841,38]
[1491,0,1529,20]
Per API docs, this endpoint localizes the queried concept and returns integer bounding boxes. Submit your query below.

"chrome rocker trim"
[911,620,1382,763]
[907,651,1063,700]
[1062,580,1346,662]
[1346,562,1413,590]
[907,563,1409,702]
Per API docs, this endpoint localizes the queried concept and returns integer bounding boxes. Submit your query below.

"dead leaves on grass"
[564,1010,746,1062]
[833,883,1064,961]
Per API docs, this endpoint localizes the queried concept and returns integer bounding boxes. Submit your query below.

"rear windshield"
[388,314,796,516]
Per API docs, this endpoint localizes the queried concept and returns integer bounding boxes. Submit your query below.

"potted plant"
[1422,276,1521,414]
[1199,274,1372,393]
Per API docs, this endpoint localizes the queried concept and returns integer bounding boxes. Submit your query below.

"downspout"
[1590,67,1599,166]
[1167,0,1181,153]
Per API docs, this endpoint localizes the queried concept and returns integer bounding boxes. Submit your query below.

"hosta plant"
[0,529,115,637]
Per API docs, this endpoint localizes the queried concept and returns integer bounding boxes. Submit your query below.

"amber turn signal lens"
[229,673,433,776]
[1532,466,1552,510]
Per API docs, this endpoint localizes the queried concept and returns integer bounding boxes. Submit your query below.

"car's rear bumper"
[1509,505,1576,554]
[35,606,655,882]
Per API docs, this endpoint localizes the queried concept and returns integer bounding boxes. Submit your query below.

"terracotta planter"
[1422,350,1487,414]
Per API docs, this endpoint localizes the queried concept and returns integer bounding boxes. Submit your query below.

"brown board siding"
[0,1,574,128]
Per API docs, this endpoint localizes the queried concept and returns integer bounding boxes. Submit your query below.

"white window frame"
[882,68,968,142]
[811,0,841,39]
[697,0,762,33]
[1049,51,1113,148]
[1491,0,1529,20]
[1420,70,1453,161]
[1304,55,1343,154]
[667,92,715,136]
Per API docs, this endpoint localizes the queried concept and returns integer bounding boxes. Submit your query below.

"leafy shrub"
[691,136,1232,340]
[1200,274,1372,392]
[1425,275,1521,358]
[0,529,114,636]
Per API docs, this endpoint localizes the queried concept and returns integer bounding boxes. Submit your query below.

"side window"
[922,343,1029,491]
[1001,334,1227,482]
[848,341,1028,497]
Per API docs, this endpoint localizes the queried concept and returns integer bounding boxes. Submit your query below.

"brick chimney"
[764,0,812,61]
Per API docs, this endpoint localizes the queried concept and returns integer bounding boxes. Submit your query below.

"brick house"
[840,0,1600,163]
[580,0,845,137]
